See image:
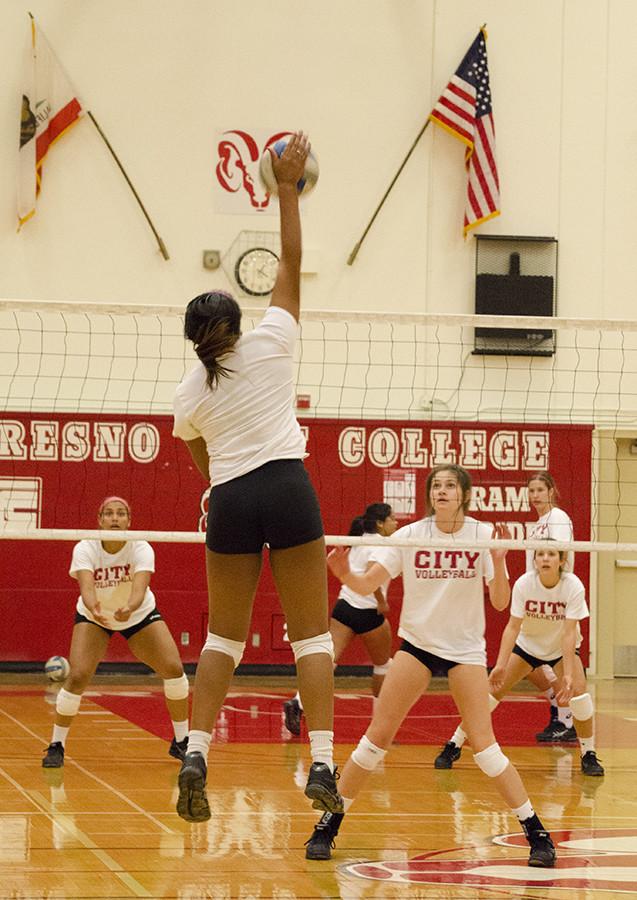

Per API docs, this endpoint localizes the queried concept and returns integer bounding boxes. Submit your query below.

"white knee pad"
[163,673,189,700]
[488,694,500,713]
[351,734,387,771]
[570,692,594,721]
[202,632,245,668]
[373,658,392,677]
[473,742,509,778]
[290,631,334,663]
[56,688,82,717]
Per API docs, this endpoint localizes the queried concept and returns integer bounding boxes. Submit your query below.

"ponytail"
[184,291,242,389]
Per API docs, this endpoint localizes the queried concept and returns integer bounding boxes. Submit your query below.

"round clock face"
[234,247,279,296]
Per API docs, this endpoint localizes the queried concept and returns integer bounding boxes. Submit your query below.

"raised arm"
[487,523,511,611]
[269,132,310,322]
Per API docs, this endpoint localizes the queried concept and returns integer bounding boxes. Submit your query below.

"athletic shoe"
[536,721,577,743]
[168,736,189,762]
[434,741,462,769]
[526,829,556,868]
[42,742,64,768]
[283,698,303,736]
[305,811,344,860]
[304,763,344,813]
[581,750,605,776]
[177,752,211,822]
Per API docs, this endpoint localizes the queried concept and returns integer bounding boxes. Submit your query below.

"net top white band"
[0,528,635,553]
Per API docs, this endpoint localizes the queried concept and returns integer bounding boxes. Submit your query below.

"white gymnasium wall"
[1,0,636,318]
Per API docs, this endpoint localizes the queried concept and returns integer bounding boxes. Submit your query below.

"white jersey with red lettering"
[70,540,156,631]
[526,506,574,573]
[369,516,495,666]
[339,545,390,610]
[511,570,587,660]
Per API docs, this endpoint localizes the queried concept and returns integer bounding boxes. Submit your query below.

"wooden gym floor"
[1,673,636,899]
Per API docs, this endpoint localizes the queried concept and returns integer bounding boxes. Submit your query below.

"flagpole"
[87,111,170,260]
[347,119,431,266]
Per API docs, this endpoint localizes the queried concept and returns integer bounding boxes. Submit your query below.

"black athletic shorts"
[512,643,579,670]
[331,597,385,635]
[74,607,164,640]
[206,458,324,554]
[512,644,563,670]
[399,639,461,676]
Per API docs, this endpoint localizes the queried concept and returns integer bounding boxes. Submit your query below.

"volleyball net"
[1,298,636,548]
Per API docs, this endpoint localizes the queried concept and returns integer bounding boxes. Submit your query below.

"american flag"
[429,29,500,235]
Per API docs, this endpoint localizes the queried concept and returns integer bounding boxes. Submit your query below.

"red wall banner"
[0,414,592,667]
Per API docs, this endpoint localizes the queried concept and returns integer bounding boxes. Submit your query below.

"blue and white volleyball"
[44,656,70,682]
[259,139,319,196]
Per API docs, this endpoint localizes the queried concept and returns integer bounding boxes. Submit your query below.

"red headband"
[98,496,130,516]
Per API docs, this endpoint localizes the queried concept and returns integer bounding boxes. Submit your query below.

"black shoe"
[536,720,576,743]
[169,736,189,762]
[581,750,605,776]
[42,742,64,768]
[556,726,578,744]
[177,752,211,822]
[304,763,343,813]
[305,811,344,860]
[434,741,461,769]
[526,829,556,868]
[283,698,303,736]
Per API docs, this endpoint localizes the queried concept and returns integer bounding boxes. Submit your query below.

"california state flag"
[18,16,84,228]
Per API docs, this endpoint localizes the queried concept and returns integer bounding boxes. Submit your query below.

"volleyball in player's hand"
[259,138,319,196]
[44,655,70,682]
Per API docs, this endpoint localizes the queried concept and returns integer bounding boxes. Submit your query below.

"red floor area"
[91,689,554,745]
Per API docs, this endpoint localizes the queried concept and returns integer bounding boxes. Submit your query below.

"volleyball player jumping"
[172,132,341,822]
[304,465,556,868]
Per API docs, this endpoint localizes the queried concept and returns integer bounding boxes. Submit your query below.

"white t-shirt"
[526,507,574,573]
[369,517,496,666]
[511,570,587,660]
[339,545,390,610]
[70,540,156,631]
[173,306,307,486]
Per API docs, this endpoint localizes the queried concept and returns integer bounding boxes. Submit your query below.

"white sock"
[172,720,189,742]
[294,691,303,710]
[512,799,534,821]
[52,725,70,746]
[557,707,573,727]
[309,730,334,771]
[544,688,557,708]
[579,736,595,755]
[451,726,467,748]
[187,729,211,758]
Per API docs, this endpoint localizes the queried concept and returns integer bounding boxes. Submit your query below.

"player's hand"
[488,664,506,692]
[91,602,110,628]
[327,545,351,580]
[271,131,309,187]
[113,606,133,623]
[489,523,511,562]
